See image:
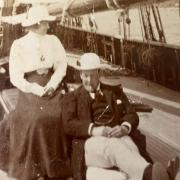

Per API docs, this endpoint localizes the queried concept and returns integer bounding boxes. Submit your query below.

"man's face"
[80,69,100,92]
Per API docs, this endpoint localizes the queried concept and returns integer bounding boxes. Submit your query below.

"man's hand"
[42,87,55,97]
[106,125,129,138]
[91,126,108,137]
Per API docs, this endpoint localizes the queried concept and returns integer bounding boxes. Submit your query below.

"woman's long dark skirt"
[0,72,71,180]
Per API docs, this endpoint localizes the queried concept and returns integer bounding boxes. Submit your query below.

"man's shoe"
[167,155,180,180]
[151,162,170,180]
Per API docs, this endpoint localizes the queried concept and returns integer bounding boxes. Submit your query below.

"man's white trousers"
[85,136,149,180]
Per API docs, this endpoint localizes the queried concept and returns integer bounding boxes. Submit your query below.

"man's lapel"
[101,87,115,112]
[79,86,93,119]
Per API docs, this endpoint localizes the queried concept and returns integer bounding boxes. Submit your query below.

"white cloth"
[9,31,67,96]
[85,136,149,180]
[89,84,101,99]
[86,167,128,180]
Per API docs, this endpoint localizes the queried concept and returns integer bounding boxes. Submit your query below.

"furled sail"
[1,0,170,24]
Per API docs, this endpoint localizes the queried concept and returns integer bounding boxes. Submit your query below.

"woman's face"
[37,21,49,35]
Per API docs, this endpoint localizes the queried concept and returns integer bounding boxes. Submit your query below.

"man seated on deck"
[62,53,179,180]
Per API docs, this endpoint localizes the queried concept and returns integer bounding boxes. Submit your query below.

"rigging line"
[140,6,148,40]
[151,4,161,41]
[92,5,98,52]
[104,0,116,10]
[142,6,151,46]
[92,3,98,31]
[138,6,145,41]
[82,0,95,29]
[145,5,155,41]
[118,13,121,35]
[145,6,150,38]
[122,11,126,39]
[155,4,166,43]
[126,9,130,38]
[113,0,121,8]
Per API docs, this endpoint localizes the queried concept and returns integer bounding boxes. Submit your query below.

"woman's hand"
[42,87,55,97]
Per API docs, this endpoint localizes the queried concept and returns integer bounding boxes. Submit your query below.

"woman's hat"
[22,5,56,27]
[75,53,102,70]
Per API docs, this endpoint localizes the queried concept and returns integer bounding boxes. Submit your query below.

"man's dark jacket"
[62,84,152,180]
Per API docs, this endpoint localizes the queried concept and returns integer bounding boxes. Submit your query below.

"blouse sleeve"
[46,35,67,90]
[9,40,44,96]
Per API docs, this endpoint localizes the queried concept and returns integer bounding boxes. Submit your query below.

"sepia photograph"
[0,0,180,180]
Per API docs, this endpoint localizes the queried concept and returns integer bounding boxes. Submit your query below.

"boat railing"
[57,24,180,50]
[53,25,180,90]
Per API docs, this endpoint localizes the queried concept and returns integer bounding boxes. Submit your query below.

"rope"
[154,4,166,42]
[112,0,121,8]
[138,6,145,41]
[140,6,148,40]
[104,0,115,10]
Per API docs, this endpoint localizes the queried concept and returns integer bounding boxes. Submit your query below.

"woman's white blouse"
[9,32,67,96]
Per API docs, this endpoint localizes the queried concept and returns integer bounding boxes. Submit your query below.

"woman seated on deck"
[0,5,72,180]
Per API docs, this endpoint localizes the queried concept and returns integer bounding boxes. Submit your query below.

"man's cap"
[75,53,102,70]
[100,76,121,86]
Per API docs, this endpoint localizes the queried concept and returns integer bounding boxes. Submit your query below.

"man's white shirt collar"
[89,84,103,99]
